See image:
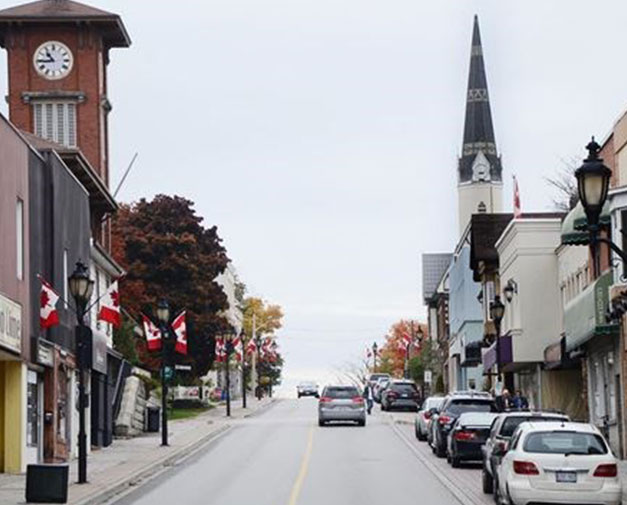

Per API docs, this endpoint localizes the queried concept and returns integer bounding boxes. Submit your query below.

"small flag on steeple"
[513,175,522,219]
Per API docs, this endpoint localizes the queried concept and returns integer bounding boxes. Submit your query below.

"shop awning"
[564,272,618,351]
[561,201,610,246]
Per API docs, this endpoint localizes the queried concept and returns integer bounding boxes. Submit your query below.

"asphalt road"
[115,399,460,505]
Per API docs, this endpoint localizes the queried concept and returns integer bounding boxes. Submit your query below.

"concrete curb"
[76,400,278,505]
[388,418,482,505]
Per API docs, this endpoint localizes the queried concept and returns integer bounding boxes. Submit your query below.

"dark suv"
[380,380,420,411]
[481,411,568,494]
[431,393,497,458]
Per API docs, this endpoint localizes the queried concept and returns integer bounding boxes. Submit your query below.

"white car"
[495,421,621,505]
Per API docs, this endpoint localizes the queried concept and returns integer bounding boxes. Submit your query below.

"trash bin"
[26,464,69,503]
[145,406,160,432]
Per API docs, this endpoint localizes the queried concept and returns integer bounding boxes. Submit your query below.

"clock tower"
[457,16,503,234]
[0,0,130,188]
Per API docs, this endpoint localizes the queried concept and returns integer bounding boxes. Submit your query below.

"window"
[523,431,607,455]
[16,199,23,280]
[33,101,77,147]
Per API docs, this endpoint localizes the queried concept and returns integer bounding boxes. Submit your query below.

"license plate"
[401,394,408,398]
[556,471,577,483]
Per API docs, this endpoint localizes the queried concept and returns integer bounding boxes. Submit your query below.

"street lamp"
[240,329,247,409]
[68,261,94,484]
[490,295,505,380]
[372,342,378,372]
[503,279,517,303]
[156,299,171,446]
[224,328,236,417]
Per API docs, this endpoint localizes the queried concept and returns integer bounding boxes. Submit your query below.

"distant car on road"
[380,380,420,411]
[446,412,499,467]
[296,382,319,398]
[318,385,366,427]
[415,396,445,441]
[482,411,569,494]
[495,421,621,505]
[431,392,497,458]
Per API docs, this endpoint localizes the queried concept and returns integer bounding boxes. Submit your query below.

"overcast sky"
[2,0,627,393]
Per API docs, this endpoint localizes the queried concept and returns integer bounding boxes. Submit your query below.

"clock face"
[33,41,73,80]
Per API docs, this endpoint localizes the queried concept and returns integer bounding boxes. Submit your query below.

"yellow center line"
[287,424,315,505]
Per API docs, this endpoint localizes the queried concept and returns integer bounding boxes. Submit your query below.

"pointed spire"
[459,15,502,184]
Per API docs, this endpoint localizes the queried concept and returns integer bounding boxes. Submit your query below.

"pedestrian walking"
[495,389,512,412]
[363,383,374,414]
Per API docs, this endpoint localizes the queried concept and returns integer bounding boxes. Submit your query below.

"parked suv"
[431,392,497,457]
[380,380,420,411]
[481,411,569,494]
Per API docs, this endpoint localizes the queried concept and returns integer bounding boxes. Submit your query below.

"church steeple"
[457,15,503,234]
[459,15,502,185]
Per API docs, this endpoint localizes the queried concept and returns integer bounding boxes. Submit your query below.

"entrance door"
[25,370,41,465]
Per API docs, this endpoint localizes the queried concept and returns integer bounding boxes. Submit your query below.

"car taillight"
[593,464,617,477]
[319,396,332,403]
[352,397,364,404]
[423,412,432,420]
[388,391,398,398]
[513,461,539,475]
[454,431,476,441]
[438,415,452,425]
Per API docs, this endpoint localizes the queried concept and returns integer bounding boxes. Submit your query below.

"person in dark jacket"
[512,390,529,410]
[495,389,512,412]
[363,383,374,414]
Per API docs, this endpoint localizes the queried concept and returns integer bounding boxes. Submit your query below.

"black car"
[380,380,420,411]
[446,412,499,467]
[431,393,497,458]
[480,411,569,494]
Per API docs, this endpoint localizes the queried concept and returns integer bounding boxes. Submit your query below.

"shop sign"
[0,293,21,354]
[37,339,54,367]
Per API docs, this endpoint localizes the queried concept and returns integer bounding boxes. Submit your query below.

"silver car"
[415,396,445,441]
[318,385,366,426]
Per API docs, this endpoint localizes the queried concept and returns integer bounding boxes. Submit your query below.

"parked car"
[318,385,366,427]
[431,392,497,457]
[373,377,391,403]
[296,381,319,398]
[415,396,445,441]
[380,380,420,411]
[446,412,499,467]
[367,373,390,388]
[482,411,569,494]
[495,421,621,505]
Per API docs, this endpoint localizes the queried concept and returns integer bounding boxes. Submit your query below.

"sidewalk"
[0,398,276,505]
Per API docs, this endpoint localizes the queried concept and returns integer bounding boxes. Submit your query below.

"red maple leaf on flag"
[40,289,49,308]
[111,290,120,307]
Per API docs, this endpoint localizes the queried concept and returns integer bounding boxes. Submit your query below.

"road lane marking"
[287,424,314,505]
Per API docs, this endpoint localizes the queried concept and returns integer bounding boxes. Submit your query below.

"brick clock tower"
[0,0,130,201]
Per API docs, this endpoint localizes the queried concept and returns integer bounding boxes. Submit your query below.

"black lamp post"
[156,299,171,446]
[224,329,235,417]
[490,295,505,381]
[68,261,94,484]
[240,329,247,409]
[575,139,627,275]
[372,342,378,372]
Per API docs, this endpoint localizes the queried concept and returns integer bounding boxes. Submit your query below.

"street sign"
[424,370,432,384]
[174,364,192,371]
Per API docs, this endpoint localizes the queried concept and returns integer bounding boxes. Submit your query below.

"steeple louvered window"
[33,101,77,147]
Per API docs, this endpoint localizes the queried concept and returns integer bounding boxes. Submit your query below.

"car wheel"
[482,467,494,494]
[415,426,420,439]
[318,419,325,427]
[435,441,446,458]
[451,456,460,468]
[446,452,451,464]
[358,419,366,427]
[417,428,427,441]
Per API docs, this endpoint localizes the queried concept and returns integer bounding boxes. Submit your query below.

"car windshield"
[447,400,496,415]
[324,387,359,399]
[500,416,567,437]
[523,431,608,455]
[391,383,417,393]
[457,413,498,426]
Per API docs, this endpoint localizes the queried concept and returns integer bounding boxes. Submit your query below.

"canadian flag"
[513,175,522,219]
[214,337,226,363]
[232,334,243,362]
[142,314,162,351]
[39,276,60,329]
[172,311,187,355]
[98,280,121,328]
[246,338,257,356]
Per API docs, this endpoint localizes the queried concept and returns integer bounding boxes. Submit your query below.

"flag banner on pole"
[513,175,522,219]
[232,334,243,362]
[246,338,257,356]
[39,275,60,329]
[98,280,121,328]
[172,311,187,355]
[142,314,162,351]
[215,337,226,363]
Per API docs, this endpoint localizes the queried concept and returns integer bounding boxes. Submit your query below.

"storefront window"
[26,372,38,447]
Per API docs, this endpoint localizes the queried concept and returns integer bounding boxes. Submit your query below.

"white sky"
[2,1,627,393]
